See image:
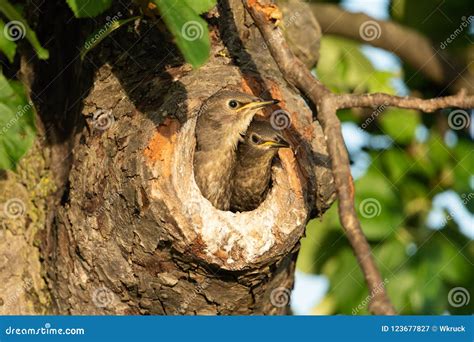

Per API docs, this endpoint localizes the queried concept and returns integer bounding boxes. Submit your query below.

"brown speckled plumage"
[231,120,289,212]
[193,90,278,210]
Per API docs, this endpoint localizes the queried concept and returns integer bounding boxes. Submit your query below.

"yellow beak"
[261,139,290,148]
[236,99,279,112]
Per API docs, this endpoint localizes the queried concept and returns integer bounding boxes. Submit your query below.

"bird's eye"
[228,100,239,109]
[251,134,260,144]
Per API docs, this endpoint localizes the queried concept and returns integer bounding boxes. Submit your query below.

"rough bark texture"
[0,0,85,314]
[0,141,54,314]
[0,0,335,315]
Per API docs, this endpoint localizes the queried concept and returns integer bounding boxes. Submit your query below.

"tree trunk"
[0,0,334,315]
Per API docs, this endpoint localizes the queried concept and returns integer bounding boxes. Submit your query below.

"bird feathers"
[193,90,277,210]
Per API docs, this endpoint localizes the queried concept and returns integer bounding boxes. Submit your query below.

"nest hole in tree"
[146,108,312,271]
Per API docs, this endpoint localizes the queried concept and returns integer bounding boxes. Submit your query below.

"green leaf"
[81,16,141,60]
[316,36,397,94]
[379,108,420,144]
[153,0,210,68]
[355,168,403,240]
[437,236,472,284]
[374,238,407,271]
[297,205,346,274]
[183,0,216,14]
[367,71,398,94]
[380,149,412,183]
[0,0,49,59]
[0,19,16,62]
[0,71,36,169]
[320,247,382,315]
[452,139,474,194]
[66,0,112,18]
[427,132,451,170]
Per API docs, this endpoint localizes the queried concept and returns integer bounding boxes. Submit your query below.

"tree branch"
[243,0,396,315]
[309,3,474,94]
[335,90,474,111]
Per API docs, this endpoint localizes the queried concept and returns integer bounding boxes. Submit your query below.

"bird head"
[243,120,290,151]
[196,90,279,151]
[201,90,278,121]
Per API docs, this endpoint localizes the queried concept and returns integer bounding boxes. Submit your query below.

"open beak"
[236,99,279,112]
[261,136,290,148]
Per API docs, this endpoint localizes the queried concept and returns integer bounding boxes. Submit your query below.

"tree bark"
[0,0,334,315]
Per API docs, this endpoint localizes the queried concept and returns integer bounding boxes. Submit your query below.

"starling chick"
[193,90,278,210]
[230,120,289,212]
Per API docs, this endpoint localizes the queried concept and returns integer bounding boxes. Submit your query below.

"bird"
[193,90,279,210]
[230,119,289,212]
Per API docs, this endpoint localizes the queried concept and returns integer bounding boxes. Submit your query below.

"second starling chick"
[230,120,289,212]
